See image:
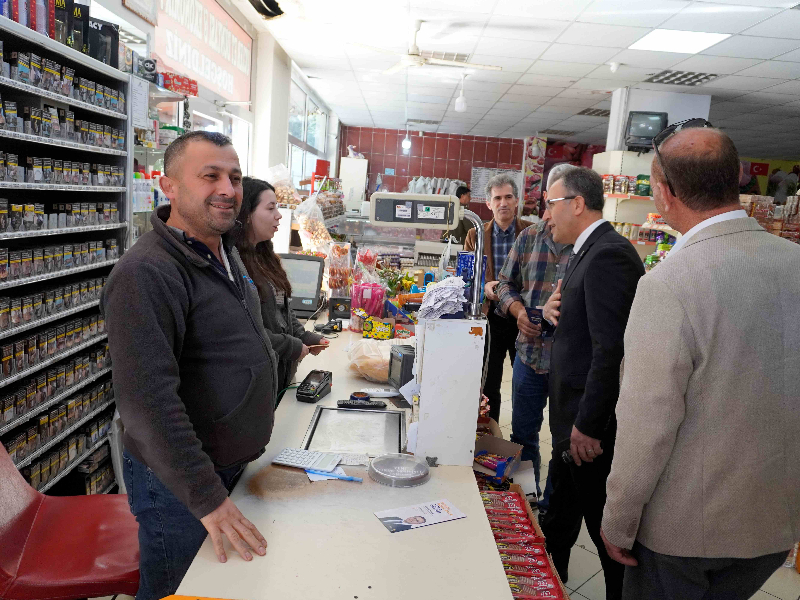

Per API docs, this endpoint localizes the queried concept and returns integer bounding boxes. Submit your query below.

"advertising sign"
[154,0,252,101]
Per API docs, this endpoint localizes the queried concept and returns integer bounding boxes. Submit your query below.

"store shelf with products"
[0,222,127,241]
[0,128,128,156]
[39,434,110,493]
[0,259,119,291]
[14,399,114,471]
[0,366,111,436]
[0,182,126,192]
[0,333,107,389]
[98,479,118,495]
[0,76,128,120]
[0,11,129,496]
[0,18,128,82]
[0,299,100,341]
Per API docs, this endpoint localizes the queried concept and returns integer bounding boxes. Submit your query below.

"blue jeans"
[510,355,549,497]
[122,449,244,600]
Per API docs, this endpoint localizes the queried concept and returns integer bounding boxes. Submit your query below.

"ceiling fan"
[353,20,502,75]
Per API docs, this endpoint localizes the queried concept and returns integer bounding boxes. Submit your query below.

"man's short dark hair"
[553,167,604,212]
[656,129,740,210]
[455,185,471,199]
[164,130,233,177]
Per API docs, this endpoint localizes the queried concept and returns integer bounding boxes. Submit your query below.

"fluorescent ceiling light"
[628,29,730,55]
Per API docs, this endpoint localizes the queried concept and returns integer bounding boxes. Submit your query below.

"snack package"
[328,242,351,296]
[295,193,333,255]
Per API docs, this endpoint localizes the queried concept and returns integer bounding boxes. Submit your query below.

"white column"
[252,31,292,171]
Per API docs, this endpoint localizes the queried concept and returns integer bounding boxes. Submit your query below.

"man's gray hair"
[485,173,519,200]
[547,163,580,189]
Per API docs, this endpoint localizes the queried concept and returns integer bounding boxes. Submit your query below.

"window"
[289,82,306,141]
[306,99,326,153]
[287,78,329,190]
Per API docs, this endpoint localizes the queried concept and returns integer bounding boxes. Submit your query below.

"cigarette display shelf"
[0,182,126,192]
[16,399,114,471]
[0,127,127,156]
[98,479,118,495]
[0,75,128,120]
[0,222,127,240]
[0,333,107,389]
[0,299,100,342]
[0,365,110,436]
[0,258,119,291]
[39,432,111,493]
[0,14,131,496]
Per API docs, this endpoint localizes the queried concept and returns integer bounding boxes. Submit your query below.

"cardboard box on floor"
[473,434,523,484]
[508,482,571,600]
[477,416,503,439]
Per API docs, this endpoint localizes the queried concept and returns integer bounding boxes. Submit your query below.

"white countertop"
[177,325,511,599]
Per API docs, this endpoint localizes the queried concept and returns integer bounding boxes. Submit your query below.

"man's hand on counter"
[200,498,267,563]
[309,338,330,355]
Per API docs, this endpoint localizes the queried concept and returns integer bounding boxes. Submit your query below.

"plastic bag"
[295,194,333,255]
[264,164,302,208]
[349,283,385,332]
[347,338,406,383]
[328,242,351,296]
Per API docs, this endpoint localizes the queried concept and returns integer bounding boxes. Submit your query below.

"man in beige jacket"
[601,124,800,599]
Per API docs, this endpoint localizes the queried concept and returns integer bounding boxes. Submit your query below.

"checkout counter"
[176,321,512,599]
[176,194,513,599]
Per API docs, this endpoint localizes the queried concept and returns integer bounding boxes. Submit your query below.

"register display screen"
[282,258,322,299]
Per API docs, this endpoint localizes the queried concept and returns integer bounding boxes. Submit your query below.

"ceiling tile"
[472,37,551,59]
[527,60,599,77]
[465,70,525,83]
[570,77,638,90]
[701,88,749,100]
[556,88,613,98]
[494,0,594,21]
[671,54,763,74]
[700,35,800,59]
[468,55,536,73]
[507,84,566,96]
[543,97,599,108]
[775,47,800,62]
[494,100,544,110]
[534,105,584,115]
[702,75,787,90]
[457,90,505,101]
[483,15,572,42]
[578,0,690,27]
[738,91,800,104]
[763,80,800,94]
[447,98,495,109]
[408,85,458,96]
[538,44,620,65]
[516,74,583,86]
[586,64,660,80]
[735,60,800,79]
[709,101,762,113]
[410,0,492,13]
[501,94,558,105]
[659,3,780,33]
[607,48,692,68]
[556,22,650,48]
[465,82,514,93]
[742,8,800,37]
[290,54,350,70]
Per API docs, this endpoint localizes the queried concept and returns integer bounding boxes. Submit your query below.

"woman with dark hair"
[233,176,329,404]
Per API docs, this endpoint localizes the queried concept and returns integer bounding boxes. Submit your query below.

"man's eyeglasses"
[545,195,577,210]
[652,118,713,197]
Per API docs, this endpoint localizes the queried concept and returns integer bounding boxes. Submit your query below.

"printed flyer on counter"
[375,499,466,533]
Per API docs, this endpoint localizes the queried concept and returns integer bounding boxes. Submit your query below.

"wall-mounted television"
[625,111,668,149]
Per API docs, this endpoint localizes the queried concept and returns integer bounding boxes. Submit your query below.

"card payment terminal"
[296,370,333,403]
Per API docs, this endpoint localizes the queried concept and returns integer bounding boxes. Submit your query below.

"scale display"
[300,406,405,456]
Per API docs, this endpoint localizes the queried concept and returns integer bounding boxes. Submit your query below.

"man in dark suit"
[540,167,644,600]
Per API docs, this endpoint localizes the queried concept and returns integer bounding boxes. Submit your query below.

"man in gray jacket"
[102,131,277,600]
[601,124,800,599]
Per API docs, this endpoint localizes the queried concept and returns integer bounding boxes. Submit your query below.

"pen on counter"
[305,469,363,482]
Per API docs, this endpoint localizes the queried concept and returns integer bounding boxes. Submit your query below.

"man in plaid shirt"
[495,163,575,510]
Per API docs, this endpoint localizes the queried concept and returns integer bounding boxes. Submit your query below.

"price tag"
[395,203,412,219]
[417,205,445,220]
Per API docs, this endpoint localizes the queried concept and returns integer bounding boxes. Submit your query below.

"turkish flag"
[750,162,770,176]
